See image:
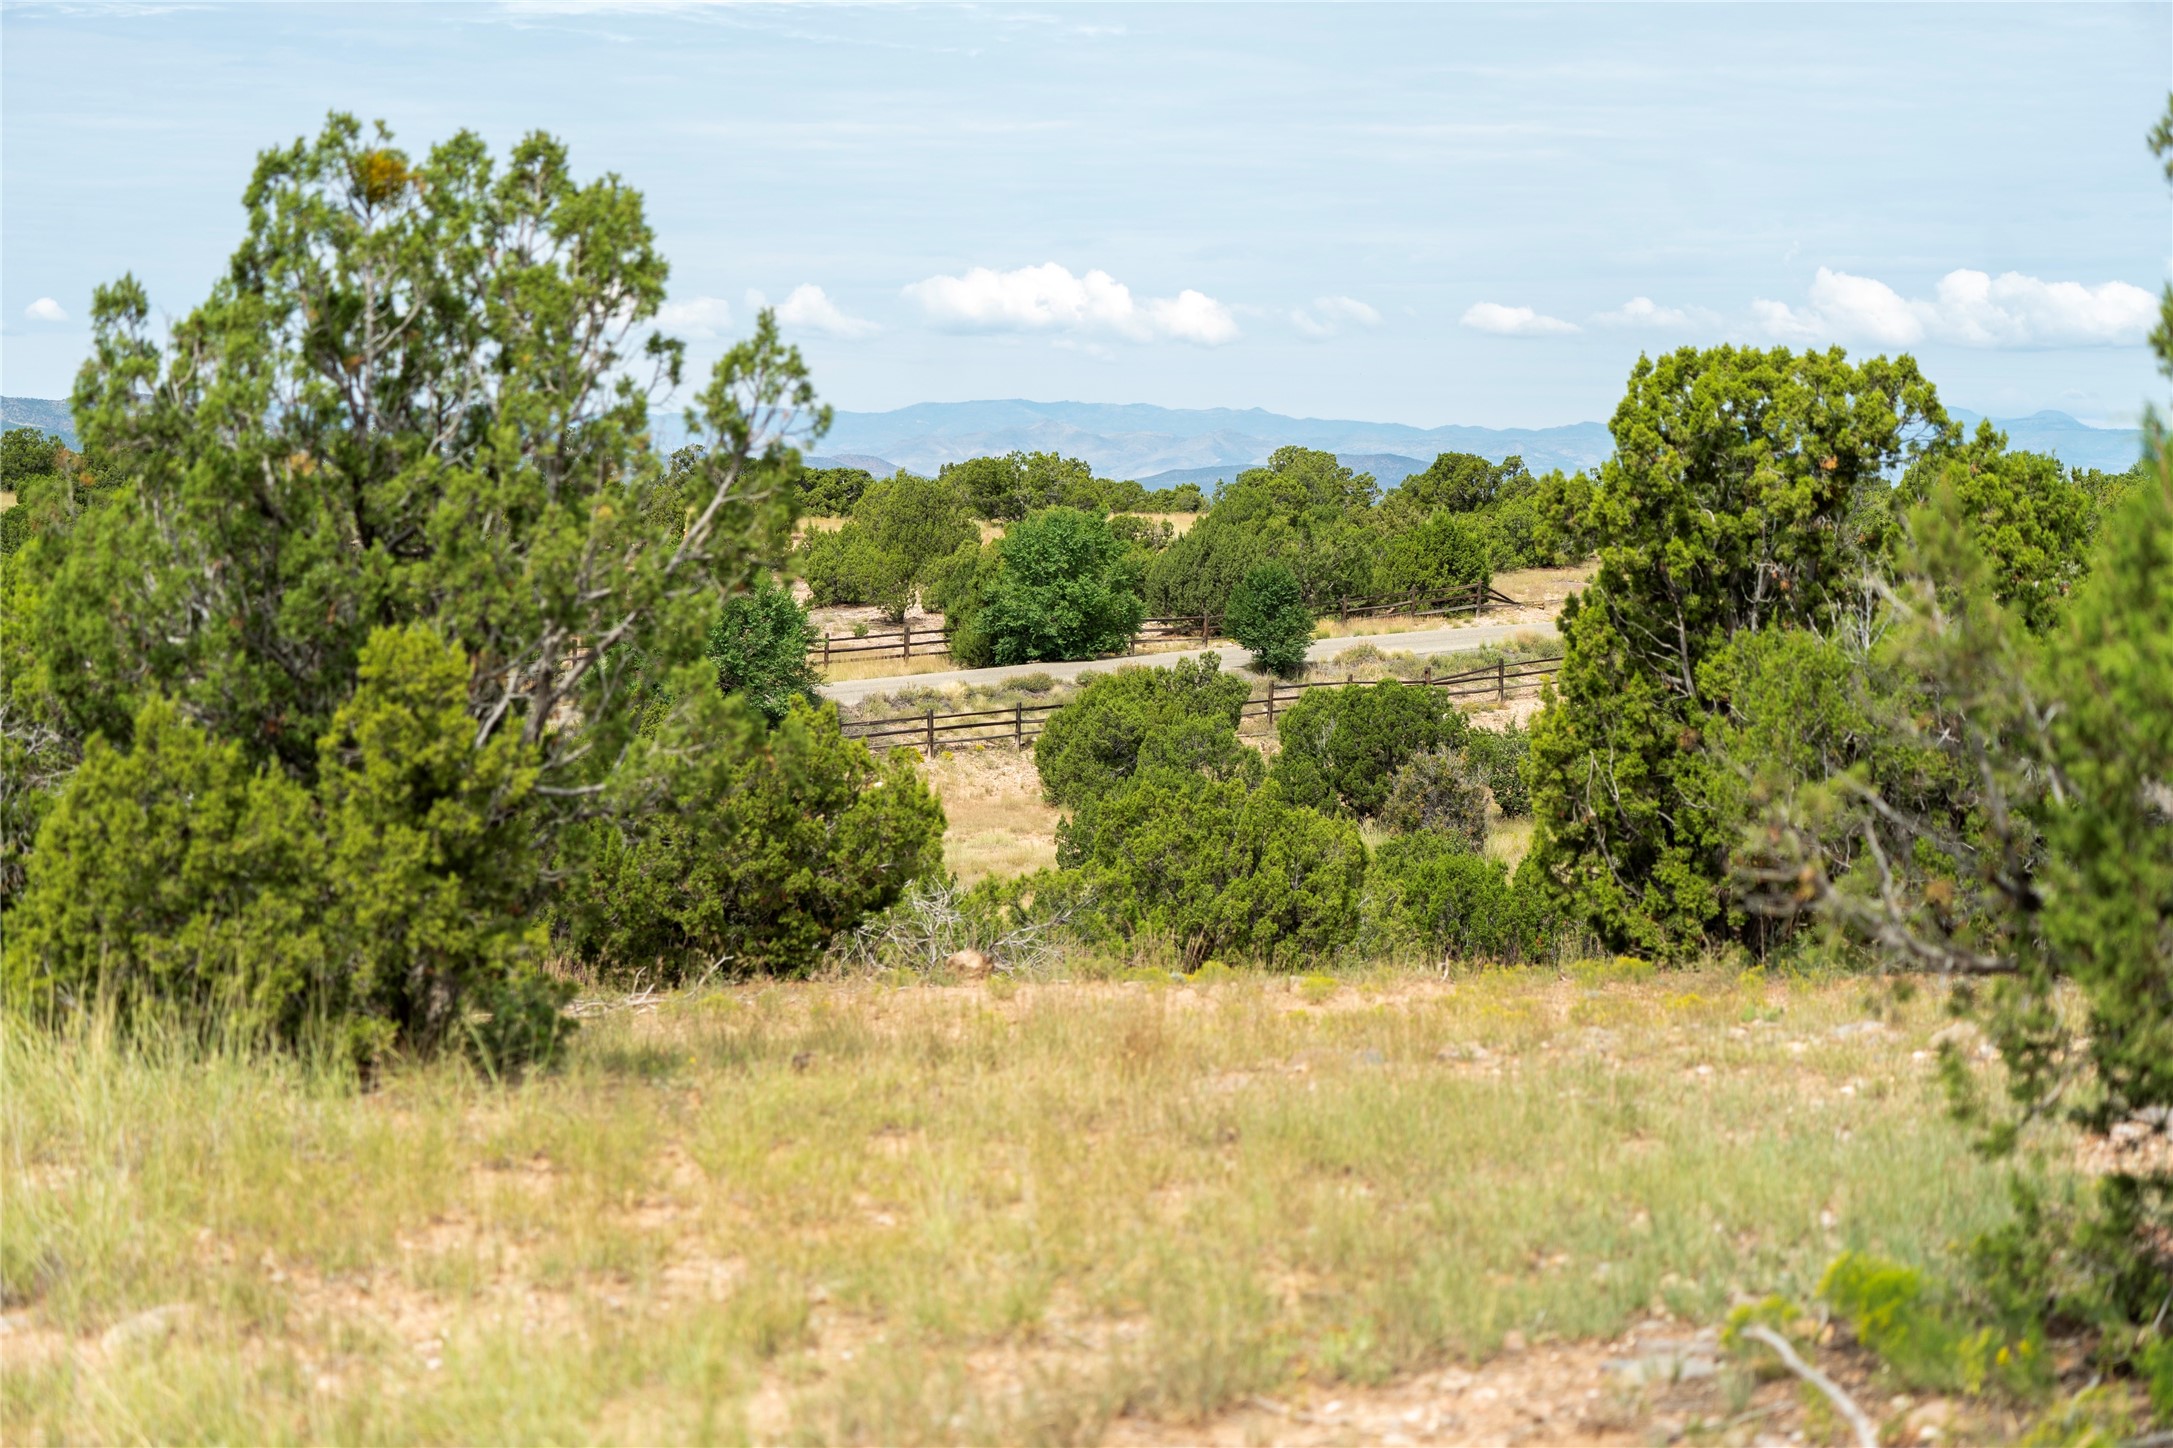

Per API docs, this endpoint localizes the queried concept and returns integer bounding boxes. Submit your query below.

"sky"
[2,1,2168,429]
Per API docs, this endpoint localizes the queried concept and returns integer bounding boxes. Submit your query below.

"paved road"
[817,616,1559,705]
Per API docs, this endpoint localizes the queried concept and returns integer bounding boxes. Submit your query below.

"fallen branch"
[1739,1325,1877,1448]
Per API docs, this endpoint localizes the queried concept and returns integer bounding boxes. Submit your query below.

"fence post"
[1201,613,1211,644]
[1266,680,1277,729]
[1422,664,1432,689]
[1338,598,1348,626]
[902,620,912,660]
[1015,701,1024,749]
[1497,658,1506,705]
[823,635,831,670]
[925,708,936,756]
[1478,582,1489,616]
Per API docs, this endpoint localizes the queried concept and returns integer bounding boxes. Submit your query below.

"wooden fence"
[812,581,1524,665]
[839,654,1561,756]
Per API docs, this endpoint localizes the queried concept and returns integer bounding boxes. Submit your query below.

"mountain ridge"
[3,396,2146,478]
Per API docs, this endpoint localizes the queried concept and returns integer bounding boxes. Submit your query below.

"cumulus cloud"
[1292,294,1383,338]
[904,263,1239,346]
[654,295,734,339]
[773,283,878,339]
[1754,267,2155,349]
[1593,296,1720,330]
[23,297,67,323]
[1459,302,1579,337]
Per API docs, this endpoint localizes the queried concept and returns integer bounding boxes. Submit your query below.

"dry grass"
[1492,562,1596,611]
[3,968,2057,1444]
[820,653,966,683]
[919,748,1060,884]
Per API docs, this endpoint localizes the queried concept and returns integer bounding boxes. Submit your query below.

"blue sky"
[3,2,2167,428]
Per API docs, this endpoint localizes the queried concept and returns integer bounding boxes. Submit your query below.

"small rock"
[1831,1021,1888,1039]
[99,1303,192,1356]
[1501,1329,1528,1353]
[946,948,994,980]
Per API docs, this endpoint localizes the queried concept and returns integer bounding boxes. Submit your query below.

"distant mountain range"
[5,394,2147,479]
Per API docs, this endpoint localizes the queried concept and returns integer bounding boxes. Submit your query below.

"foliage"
[556,700,945,979]
[1379,747,1489,848]
[1816,1252,2049,1397]
[1363,835,1555,962]
[705,574,821,724]
[1463,721,1533,818]
[941,451,1098,520]
[1032,653,1251,809]
[37,114,817,789]
[1057,770,1367,968]
[797,472,976,620]
[4,627,567,1068]
[1377,508,1492,598]
[945,507,1146,667]
[1271,681,1465,818]
[1895,423,2095,631]
[1224,561,1313,676]
[0,427,65,483]
[797,465,875,517]
[1525,344,1953,956]
[1144,448,1378,619]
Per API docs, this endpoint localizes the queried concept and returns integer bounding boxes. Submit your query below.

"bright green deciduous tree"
[1224,561,1312,676]
[1526,344,1953,955]
[958,507,1146,666]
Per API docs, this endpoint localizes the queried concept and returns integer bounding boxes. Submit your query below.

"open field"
[2,968,2063,1445]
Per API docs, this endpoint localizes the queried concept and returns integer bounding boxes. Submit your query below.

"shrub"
[797,465,875,517]
[1364,835,1554,962]
[1270,681,1465,818]
[706,574,820,723]
[1380,747,1489,848]
[797,473,976,621]
[1033,653,1250,808]
[1377,509,1492,598]
[1464,721,1533,817]
[4,626,567,1067]
[1058,770,1367,968]
[557,699,944,979]
[966,507,1146,666]
[1225,561,1313,676]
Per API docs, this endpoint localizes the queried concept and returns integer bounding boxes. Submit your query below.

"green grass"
[2,969,2042,1444]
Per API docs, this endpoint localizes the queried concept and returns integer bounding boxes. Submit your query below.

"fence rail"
[840,654,1561,756]
[812,581,1524,665]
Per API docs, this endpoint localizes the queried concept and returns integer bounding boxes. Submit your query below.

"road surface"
[817,616,1559,705]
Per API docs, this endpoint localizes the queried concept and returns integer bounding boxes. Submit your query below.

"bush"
[1464,722,1533,818]
[1033,653,1251,808]
[796,473,976,620]
[557,700,945,978]
[1225,561,1313,676]
[4,626,568,1067]
[706,575,820,723]
[1271,681,1466,818]
[1380,747,1489,848]
[1364,835,1554,962]
[1378,509,1492,598]
[1058,770,1367,968]
[797,465,875,517]
[964,507,1146,666]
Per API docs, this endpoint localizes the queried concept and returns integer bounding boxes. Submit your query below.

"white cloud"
[654,294,734,339]
[1291,294,1383,338]
[23,297,67,323]
[773,283,878,339]
[1459,302,1579,337]
[903,263,1239,345]
[1754,267,2156,349]
[1593,296,1720,330]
